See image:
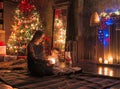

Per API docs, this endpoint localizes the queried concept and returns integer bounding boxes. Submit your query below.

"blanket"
[0,71,120,89]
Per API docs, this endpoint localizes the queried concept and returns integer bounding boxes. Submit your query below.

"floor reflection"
[98,67,113,76]
[78,61,120,78]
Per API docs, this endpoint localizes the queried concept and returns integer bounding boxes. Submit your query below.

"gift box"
[0,46,6,55]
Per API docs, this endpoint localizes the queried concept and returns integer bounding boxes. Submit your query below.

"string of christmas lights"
[7,0,42,55]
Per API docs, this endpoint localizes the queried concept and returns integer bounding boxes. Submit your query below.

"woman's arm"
[28,43,38,59]
[27,43,53,67]
[27,43,46,63]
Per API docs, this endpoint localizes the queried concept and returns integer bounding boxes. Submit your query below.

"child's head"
[51,48,60,58]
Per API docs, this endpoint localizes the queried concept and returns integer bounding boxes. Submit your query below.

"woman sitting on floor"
[27,30,53,77]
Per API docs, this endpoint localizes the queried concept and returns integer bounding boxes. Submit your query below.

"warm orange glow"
[90,12,100,26]
[109,70,113,76]
[60,62,66,68]
[104,67,108,75]
[98,67,103,75]
[99,57,103,64]
[104,60,108,64]
[108,56,113,64]
[98,67,114,76]
[51,58,56,64]
[0,46,6,55]
[48,57,56,64]
[10,46,12,49]
[104,67,113,76]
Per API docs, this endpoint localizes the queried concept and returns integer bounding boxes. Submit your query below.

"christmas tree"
[7,0,43,55]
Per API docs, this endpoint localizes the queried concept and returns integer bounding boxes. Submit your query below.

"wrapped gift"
[0,46,6,55]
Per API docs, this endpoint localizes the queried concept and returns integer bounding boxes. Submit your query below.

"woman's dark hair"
[30,30,44,42]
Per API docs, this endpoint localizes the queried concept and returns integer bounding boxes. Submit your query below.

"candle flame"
[51,58,55,64]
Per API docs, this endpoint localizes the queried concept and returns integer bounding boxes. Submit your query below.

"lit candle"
[48,57,56,64]
[51,58,55,64]
[108,57,113,64]
[99,57,103,64]
[104,60,108,64]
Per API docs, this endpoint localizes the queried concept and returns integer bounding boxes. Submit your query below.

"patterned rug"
[0,71,120,89]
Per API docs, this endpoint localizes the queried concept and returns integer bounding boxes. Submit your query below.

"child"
[47,48,63,74]
[48,48,82,75]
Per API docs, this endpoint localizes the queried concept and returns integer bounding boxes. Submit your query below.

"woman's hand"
[46,62,54,67]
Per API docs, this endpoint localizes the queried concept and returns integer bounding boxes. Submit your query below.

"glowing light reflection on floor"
[98,67,113,76]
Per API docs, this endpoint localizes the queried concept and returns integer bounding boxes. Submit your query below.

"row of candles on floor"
[99,57,113,64]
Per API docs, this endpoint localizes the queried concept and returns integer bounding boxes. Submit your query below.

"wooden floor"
[78,60,120,78]
[0,70,120,89]
[0,59,120,89]
[0,82,13,89]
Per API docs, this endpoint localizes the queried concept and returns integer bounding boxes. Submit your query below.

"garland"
[99,10,120,29]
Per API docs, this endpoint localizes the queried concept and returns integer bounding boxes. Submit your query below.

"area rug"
[0,71,120,89]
